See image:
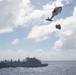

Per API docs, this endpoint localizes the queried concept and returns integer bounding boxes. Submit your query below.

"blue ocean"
[0,61,76,75]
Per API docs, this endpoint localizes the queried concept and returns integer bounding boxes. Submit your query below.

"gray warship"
[0,57,48,68]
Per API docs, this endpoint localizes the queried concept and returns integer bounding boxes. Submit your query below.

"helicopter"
[46,6,62,21]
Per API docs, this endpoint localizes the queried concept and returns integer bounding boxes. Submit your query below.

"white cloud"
[0,0,76,61]
[0,49,62,61]
[53,6,76,50]
[27,24,56,41]
[0,0,72,34]
[11,38,20,45]
[0,27,13,33]
[27,4,76,51]
[27,0,73,42]
[0,49,28,60]
[43,0,72,10]
[0,0,33,33]
[0,49,76,61]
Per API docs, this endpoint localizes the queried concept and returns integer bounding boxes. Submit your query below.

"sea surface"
[0,61,76,75]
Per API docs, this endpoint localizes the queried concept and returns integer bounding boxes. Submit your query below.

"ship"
[0,57,48,68]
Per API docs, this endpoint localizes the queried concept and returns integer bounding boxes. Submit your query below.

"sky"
[0,0,76,61]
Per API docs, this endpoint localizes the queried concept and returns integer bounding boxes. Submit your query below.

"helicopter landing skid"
[46,18,52,21]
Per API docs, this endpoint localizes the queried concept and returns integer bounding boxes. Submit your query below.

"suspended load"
[55,24,61,30]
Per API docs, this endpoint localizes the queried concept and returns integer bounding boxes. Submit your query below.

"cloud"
[27,24,56,42]
[53,6,76,50]
[0,49,62,61]
[27,3,76,51]
[0,49,28,60]
[0,48,76,61]
[27,0,74,42]
[43,0,72,10]
[0,0,76,51]
[0,0,72,34]
[0,0,33,33]
[0,27,13,33]
[24,0,73,24]
[11,38,20,45]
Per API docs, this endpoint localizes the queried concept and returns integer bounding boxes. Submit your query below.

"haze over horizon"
[0,0,76,61]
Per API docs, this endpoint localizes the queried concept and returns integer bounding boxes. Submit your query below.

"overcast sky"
[0,0,76,61]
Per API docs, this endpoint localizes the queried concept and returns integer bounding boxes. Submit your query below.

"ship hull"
[0,63,48,68]
[0,57,48,68]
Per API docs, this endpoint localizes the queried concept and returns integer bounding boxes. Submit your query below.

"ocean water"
[0,61,76,75]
